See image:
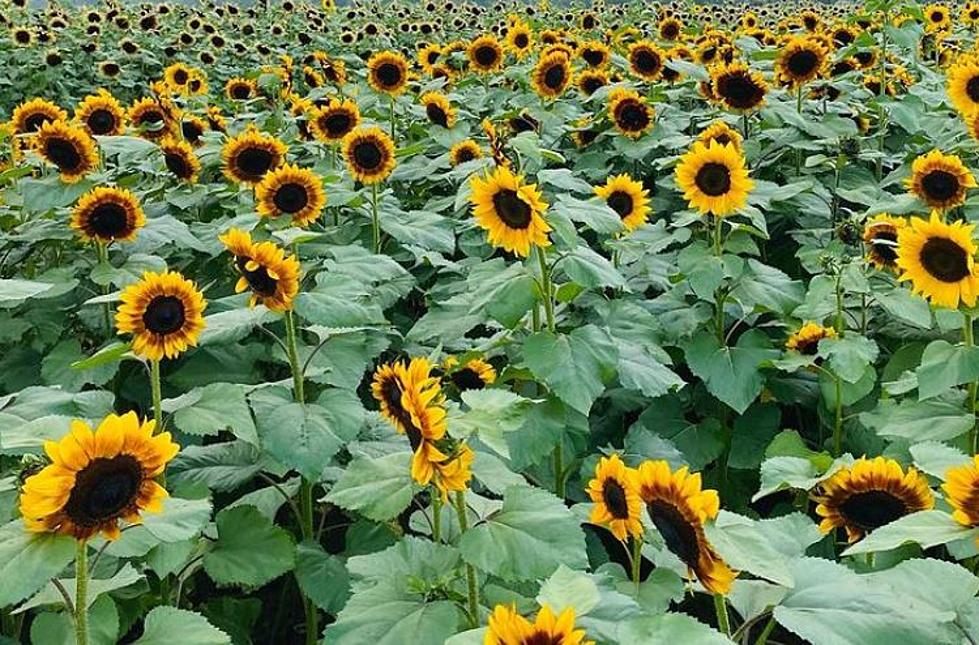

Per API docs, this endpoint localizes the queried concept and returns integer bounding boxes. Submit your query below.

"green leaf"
[168,441,266,493]
[817,334,879,383]
[560,246,626,289]
[523,325,618,415]
[683,329,779,414]
[380,209,455,253]
[294,287,386,329]
[141,497,213,542]
[70,342,132,371]
[842,511,979,555]
[910,441,970,479]
[203,506,295,588]
[860,395,974,442]
[704,512,793,586]
[0,521,76,607]
[466,260,537,329]
[450,389,532,459]
[459,485,587,581]
[133,607,231,645]
[915,340,979,400]
[730,259,804,314]
[325,452,416,521]
[19,563,142,612]
[323,583,464,645]
[164,383,257,443]
[536,565,601,615]
[198,307,277,346]
[616,342,685,398]
[295,541,350,614]
[619,614,730,644]
[0,279,55,304]
[30,595,118,645]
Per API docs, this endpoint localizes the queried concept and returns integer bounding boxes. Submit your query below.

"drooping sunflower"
[578,40,610,69]
[628,41,665,81]
[179,115,208,146]
[594,173,651,232]
[225,77,257,101]
[75,90,126,137]
[19,412,179,541]
[128,97,171,141]
[674,140,753,217]
[505,20,534,59]
[11,97,67,135]
[863,213,907,271]
[71,186,145,244]
[698,120,743,151]
[34,120,99,183]
[367,50,409,96]
[896,212,979,309]
[218,228,300,312]
[255,163,326,227]
[115,270,207,361]
[309,98,360,144]
[608,88,654,139]
[469,164,551,257]
[221,127,287,185]
[342,126,396,185]
[159,137,201,184]
[443,356,496,391]
[905,150,977,211]
[576,69,608,97]
[430,443,474,500]
[468,34,504,74]
[776,36,828,87]
[785,321,837,354]
[420,92,456,128]
[943,456,979,530]
[587,454,643,541]
[532,51,572,100]
[710,61,768,113]
[449,139,483,166]
[485,604,593,645]
[812,457,934,543]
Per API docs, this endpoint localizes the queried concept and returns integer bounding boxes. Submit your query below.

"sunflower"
[420,92,456,128]
[710,61,768,113]
[19,412,179,541]
[430,443,474,500]
[163,62,193,91]
[924,3,952,32]
[418,43,442,74]
[449,139,483,166]
[469,164,551,257]
[578,40,610,68]
[659,16,683,41]
[485,605,593,645]
[342,126,396,185]
[906,150,977,211]
[225,77,257,101]
[255,164,326,227]
[896,212,979,309]
[948,57,979,116]
[115,270,207,361]
[129,98,171,141]
[221,127,288,185]
[468,34,504,74]
[812,457,934,543]
[785,321,837,355]
[587,455,643,541]
[576,69,608,97]
[506,21,534,59]
[75,91,126,137]
[594,174,651,233]
[309,98,360,143]
[11,26,33,47]
[675,140,753,217]
[179,115,208,146]
[367,50,409,96]
[943,456,979,530]
[628,41,665,82]
[776,36,828,87]
[11,97,67,135]
[219,228,300,312]
[608,88,654,139]
[532,51,572,100]
[636,460,736,594]
[863,214,906,271]
[698,120,743,151]
[34,120,99,183]
[159,137,201,184]
[443,356,496,391]
[71,186,145,244]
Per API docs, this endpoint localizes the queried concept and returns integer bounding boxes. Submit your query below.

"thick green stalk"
[432,492,442,543]
[833,375,843,457]
[74,541,89,645]
[630,537,642,596]
[150,359,163,431]
[966,314,977,455]
[535,246,562,497]
[454,491,479,626]
[754,616,776,645]
[713,594,730,636]
[371,183,381,254]
[96,243,111,336]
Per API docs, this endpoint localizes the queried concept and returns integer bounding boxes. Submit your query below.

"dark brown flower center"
[633,48,661,74]
[583,48,604,66]
[89,202,128,238]
[426,103,448,127]
[321,111,353,138]
[920,237,971,282]
[869,229,898,264]
[581,75,605,95]
[492,189,532,229]
[165,151,192,179]
[616,100,650,131]
[514,33,529,48]
[839,490,907,531]
[451,367,485,391]
[375,62,403,88]
[45,137,83,171]
[25,112,53,132]
[182,121,204,144]
[143,295,186,335]
[64,455,142,527]
[474,45,498,67]
[607,190,634,218]
[786,49,819,77]
[235,146,274,179]
[646,499,700,567]
[273,182,309,214]
[455,147,476,163]
[353,141,383,171]
[520,631,562,645]
[967,76,979,102]
[88,109,116,135]
[695,162,732,196]
[231,83,252,99]
[602,478,630,519]
[236,256,278,296]
[543,62,567,90]
[921,169,960,202]
[172,69,189,85]
[717,72,765,110]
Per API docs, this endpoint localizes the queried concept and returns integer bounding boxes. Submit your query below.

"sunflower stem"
[284,310,305,404]
[535,245,555,333]
[833,374,844,457]
[630,536,642,596]
[713,593,730,636]
[96,242,111,337]
[74,540,89,645]
[965,314,978,455]
[431,491,442,543]
[150,359,163,431]
[370,183,381,254]
[453,491,479,626]
[389,95,396,140]
[754,615,776,645]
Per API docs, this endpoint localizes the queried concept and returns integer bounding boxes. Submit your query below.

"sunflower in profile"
[578,40,610,69]
[11,97,67,135]
[577,69,608,97]
[420,92,456,128]
[595,174,650,232]
[468,34,504,74]
[342,126,396,184]
[116,271,206,361]
[367,50,409,96]
[449,139,483,166]
[587,455,643,541]
[710,61,768,113]
[255,164,326,227]
[532,51,572,100]
[128,97,171,140]
[896,212,979,309]
[812,457,934,543]
[179,115,208,146]
[628,41,665,82]
[776,36,828,87]
[948,57,979,116]
[159,137,201,183]
[675,140,753,217]
[309,98,360,144]
[485,605,593,645]
[637,460,736,594]
[863,214,906,271]
[943,456,979,531]
[430,443,474,500]
[469,165,551,257]
[34,120,99,183]
[225,77,257,101]
[905,150,977,211]
[221,127,287,185]
[608,88,654,139]
[443,356,496,391]
[785,322,837,355]
[219,228,300,312]
[75,90,126,137]
[418,43,442,75]
[71,186,145,244]
[19,412,179,541]
[505,20,534,59]
[698,120,742,151]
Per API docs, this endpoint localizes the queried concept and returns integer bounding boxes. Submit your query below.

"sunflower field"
[11,0,979,643]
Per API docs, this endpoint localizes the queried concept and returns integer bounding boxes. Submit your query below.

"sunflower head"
[129,97,172,141]
[698,120,743,151]
[221,127,288,185]
[449,139,483,166]
[418,43,442,74]
[777,36,828,87]
[367,50,409,96]
[576,69,609,97]
[896,212,979,309]
[19,412,179,541]
[255,163,326,227]
[863,213,906,271]
[595,173,650,232]
[578,40,610,69]
[608,88,654,139]
[486,604,593,645]
[443,356,496,391]
[531,51,572,100]
[628,41,665,81]
[505,21,533,58]
[420,92,456,129]
[813,457,934,543]
[11,98,67,135]
[309,98,360,143]
[905,149,977,211]
[225,77,257,101]
[785,321,837,354]
[160,137,201,184]
[75,90,126,137]
[116,270,207,361]
[710,61,768,113]
[469,164,551,257]
[587,454,644,541]
[674,140,753,217]
[71,186,145,244]
[342,126,396,185]
[34,120,99,183]
[943,456,979,529]
[468,34,504,73]
[219,228,301,312]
